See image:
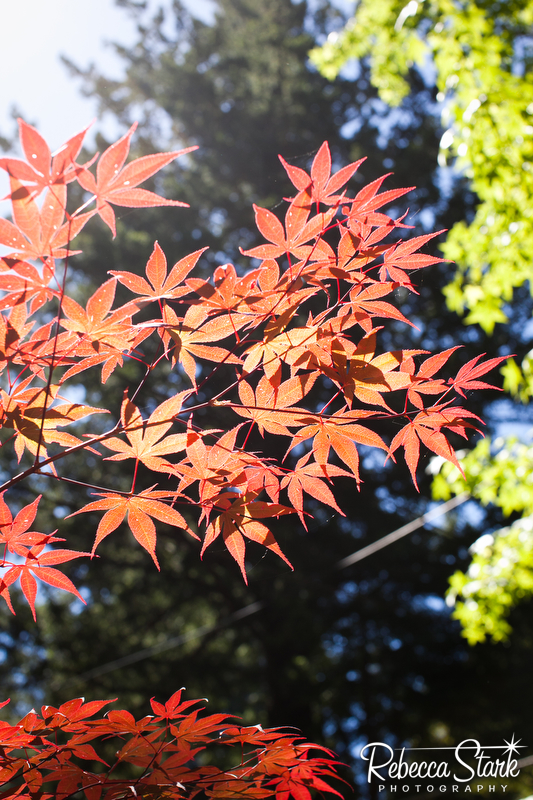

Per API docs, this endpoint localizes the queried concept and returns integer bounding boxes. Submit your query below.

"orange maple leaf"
[234,373,315,437]
[1,382,108,463]
[68,489,196,569]
[201,493,295,582]
[241,198,335,260]
[286,409,388,484]
[280,455,353,527]
[0,179,95,261]
[103,393,188,474]
[111,241,207,302]
[164,304,243,386]
[0,257,60,316]
[58,278,150,382]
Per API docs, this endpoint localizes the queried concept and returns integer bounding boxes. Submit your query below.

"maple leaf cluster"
[0,120,505,608]
[0,118,508,800]
[0,691,345,800]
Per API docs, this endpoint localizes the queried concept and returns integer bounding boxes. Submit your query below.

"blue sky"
[0,0,216,153]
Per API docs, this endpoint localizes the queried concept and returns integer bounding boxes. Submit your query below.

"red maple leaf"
[0,494,88,620]
[76,122,196,236]
[279,141,365,207]
[448,353,509,397]
[280,455,353,527]
[343,174,415,234]
[389,405,483,490]
[0,118,89,195]
[379,230,446,288]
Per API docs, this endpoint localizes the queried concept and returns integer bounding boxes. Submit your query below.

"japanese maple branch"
[33,221,75,466]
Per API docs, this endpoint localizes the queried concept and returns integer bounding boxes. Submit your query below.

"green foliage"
[432,437,533,642]
[502,350,533,403]
[311,0,533,334]
[447,517,533,645]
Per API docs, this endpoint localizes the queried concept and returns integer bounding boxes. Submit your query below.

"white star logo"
[502,734,524,757]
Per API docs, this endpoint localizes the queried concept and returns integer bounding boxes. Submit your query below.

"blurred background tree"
[2,1,533,797]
